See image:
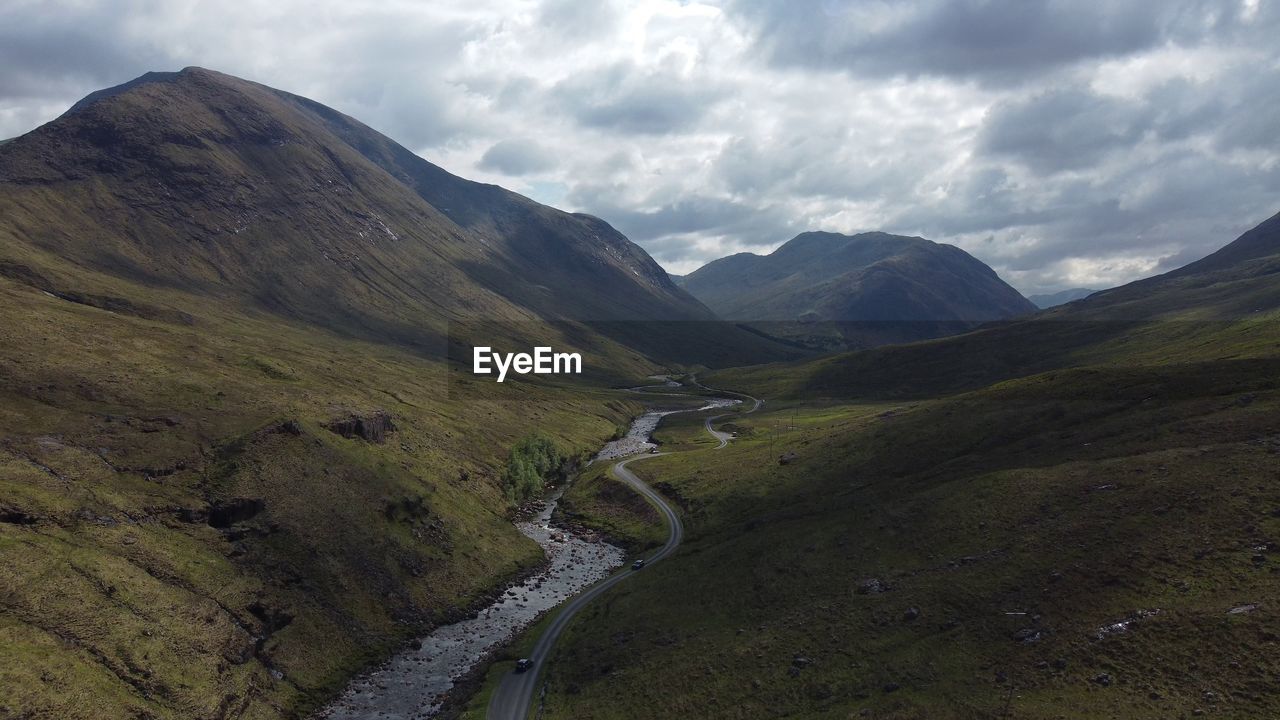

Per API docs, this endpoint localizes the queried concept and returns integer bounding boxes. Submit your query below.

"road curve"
[704,393,762,449]
[487,385,758,720]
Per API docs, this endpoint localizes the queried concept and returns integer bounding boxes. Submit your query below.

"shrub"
[503,433,564,503]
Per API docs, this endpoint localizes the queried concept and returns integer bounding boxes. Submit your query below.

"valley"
[2,61,1278,720]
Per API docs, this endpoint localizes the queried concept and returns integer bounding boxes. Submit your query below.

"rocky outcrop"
[325,410,396,443]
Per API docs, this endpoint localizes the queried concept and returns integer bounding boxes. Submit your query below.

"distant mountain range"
[677,231,1036,349]
[1027,287,1098,308]
[719,208,1280,401]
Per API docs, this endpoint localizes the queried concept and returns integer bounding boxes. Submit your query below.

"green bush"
[503,433,564,503]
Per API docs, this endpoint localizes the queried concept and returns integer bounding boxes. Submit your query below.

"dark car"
[632,559,646,570]
[515,658,533,673]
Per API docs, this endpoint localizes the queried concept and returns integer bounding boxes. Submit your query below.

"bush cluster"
[503,433,563,502]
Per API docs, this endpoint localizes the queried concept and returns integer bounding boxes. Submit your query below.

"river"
[316,394,736,719]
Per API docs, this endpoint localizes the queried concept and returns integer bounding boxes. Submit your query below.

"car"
[649,447,660,453]
[515,658,533,673]
[632,559,646,570]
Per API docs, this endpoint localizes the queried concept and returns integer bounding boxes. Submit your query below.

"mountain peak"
[62,66,228,117]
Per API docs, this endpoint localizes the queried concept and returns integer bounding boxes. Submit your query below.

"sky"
[2,1,1278,294]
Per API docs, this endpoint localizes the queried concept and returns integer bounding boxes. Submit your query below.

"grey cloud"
[553,61,726,135]
[979,66,1280,176]
[979,88,1151,173]
[0,2,486,147]
[727,0,1262,85]
[1213,69,1280,152]
[895,149,1280,289]
[568,184,798,260]
[0,3,179,124]
[478,138,556,175]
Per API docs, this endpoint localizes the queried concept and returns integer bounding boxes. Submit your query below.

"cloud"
[478,138,556,175]
[978,88,1151,173]
[553,60,727,135]
[1,0,1278,293]
[725,0,1262,85]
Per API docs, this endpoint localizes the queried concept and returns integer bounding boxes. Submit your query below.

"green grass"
[0,266,654,719]
[535,353,1280,719]
[557,462,667,554]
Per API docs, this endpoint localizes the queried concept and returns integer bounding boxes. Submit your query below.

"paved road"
[704,394,762,448]
[487,385,759,720]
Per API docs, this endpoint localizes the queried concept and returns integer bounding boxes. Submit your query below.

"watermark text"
[473,346,582,382]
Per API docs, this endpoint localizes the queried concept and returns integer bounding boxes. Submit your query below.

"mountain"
[1028,287,1097,308]
[678,231,1035,349]
[0,67,793,368]
[712,209,1280,401]
[0,68,799,720]
[681,231,1034,322]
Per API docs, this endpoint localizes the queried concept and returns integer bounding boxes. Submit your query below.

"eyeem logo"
[473,346,583,382]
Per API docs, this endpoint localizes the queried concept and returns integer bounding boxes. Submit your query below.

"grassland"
[523,268,1280,720]
[0,264,654,720]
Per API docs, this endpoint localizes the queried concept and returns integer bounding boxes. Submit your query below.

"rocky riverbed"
[593,397,740,462]
[315,487,625,719]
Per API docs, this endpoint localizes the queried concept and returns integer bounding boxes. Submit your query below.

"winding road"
[703,392,762,449]
[486,384,758,720]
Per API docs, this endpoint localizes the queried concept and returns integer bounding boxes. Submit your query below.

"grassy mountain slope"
[536,213,1280,718]
[544,360,1280,719]
[0,265,646,719]
[0,67,795,368]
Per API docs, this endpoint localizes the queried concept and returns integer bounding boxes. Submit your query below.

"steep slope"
[1164,209,1280,278]
[278,88,695,324]
[0,67,792,368]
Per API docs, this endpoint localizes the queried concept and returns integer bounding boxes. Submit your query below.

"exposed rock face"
[207,498,265,528]
[0,506,40,525]
[325,410,396,443]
